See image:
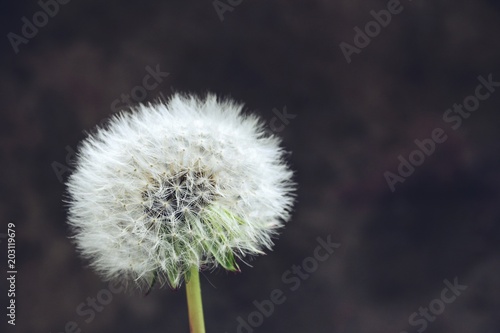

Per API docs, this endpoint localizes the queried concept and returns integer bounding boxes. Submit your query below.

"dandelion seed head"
[66,93,295,289]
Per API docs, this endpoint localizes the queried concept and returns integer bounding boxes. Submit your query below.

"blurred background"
[2,1,500,332]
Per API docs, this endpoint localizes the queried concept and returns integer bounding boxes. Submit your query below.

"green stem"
[185,266,206,333]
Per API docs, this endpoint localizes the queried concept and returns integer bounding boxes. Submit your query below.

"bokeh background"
[2,1,500,332]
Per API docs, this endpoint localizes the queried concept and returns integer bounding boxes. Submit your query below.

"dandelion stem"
[185,266,206,333]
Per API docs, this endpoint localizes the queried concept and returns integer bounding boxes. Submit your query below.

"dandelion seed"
[66,93,295,290]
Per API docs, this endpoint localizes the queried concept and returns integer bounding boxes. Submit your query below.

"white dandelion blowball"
[66,93,295,289]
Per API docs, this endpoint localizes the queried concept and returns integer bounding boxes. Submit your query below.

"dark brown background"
[2,1,500,332]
